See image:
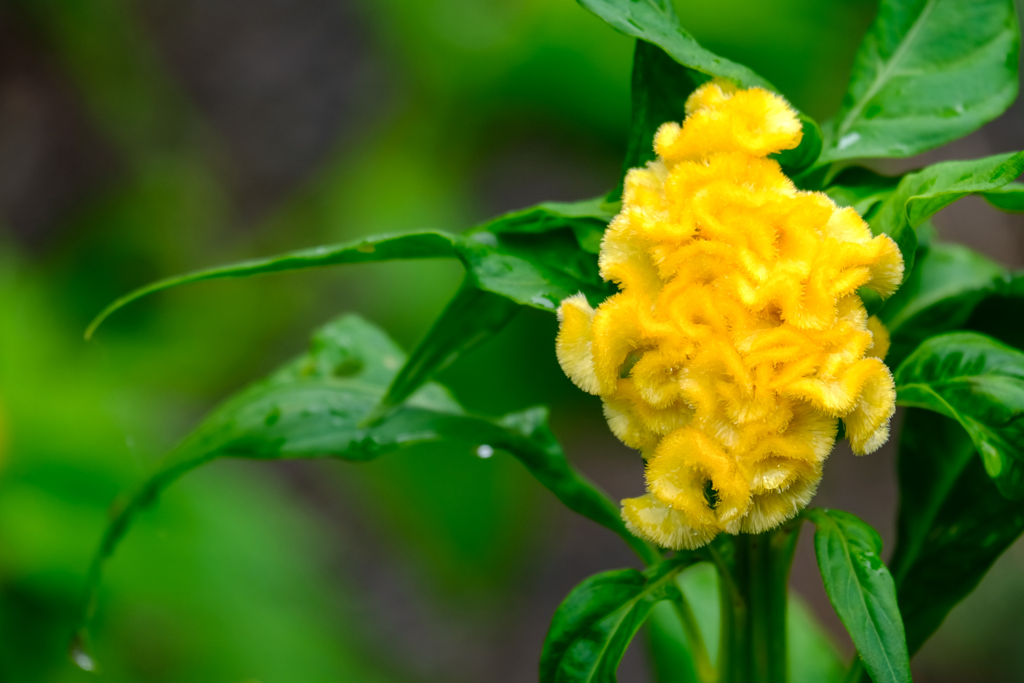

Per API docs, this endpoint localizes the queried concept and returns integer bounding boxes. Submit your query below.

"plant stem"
[709,541,746,683]
[712,525,801,683]
[845,657,866,683]
[670,591,716,683]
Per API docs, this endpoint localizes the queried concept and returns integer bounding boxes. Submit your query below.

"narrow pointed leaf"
[541,558,694,683]
[88,202,616,337]
[890,410,1024,653]
[614,40,820,203]
[879,242,1005,367]
[820,0,1019,162]
[982,181,1024,212]
[868,152,1024,276]
[804,509,911,683]
[82,315,656,633]
[825,166,902,219]
[964,272,1024,350]
[895,331,1024,497]
[85,232,459,338]
[618,40,707,192]
[377,281,520,412]
[478,196,616,254]
[774,113,823,176]
[575,0,773,90]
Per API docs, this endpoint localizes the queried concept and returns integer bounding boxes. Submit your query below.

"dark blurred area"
[1,0,1022,681]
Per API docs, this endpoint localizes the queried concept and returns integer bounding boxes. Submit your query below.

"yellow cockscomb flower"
[556,81,903,550]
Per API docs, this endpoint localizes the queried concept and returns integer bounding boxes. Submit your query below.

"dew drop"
[837,132,861,150]
[530,295,555,310]
[476,445,494,459]
[69,631,96,672]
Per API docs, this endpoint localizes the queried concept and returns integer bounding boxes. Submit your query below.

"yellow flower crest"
[556,81,903,550]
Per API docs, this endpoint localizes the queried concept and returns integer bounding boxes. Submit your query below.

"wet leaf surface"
[820,0,1019,162]
[804,509,911,683]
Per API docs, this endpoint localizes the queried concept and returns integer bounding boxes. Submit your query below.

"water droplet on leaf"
[476,445,494,458]
[837,132,861,150]
[69,631,96,672]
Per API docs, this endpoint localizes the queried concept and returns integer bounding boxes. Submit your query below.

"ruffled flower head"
[556,80,903,550]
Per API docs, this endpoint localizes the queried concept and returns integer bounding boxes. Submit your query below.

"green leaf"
[889,410,1024,654]
[895,331,1024,497]
[982,181,1024,212]
[579,0,823,179]
[540,557,693,683]
[879,242,1005,367]
[618,40,707,192]
[825,166,902,218]
[788,597,846,683]
[479,196,616,255]
[803,509,911,683]
[774,113,823,177]
[868,152,1024,276]
[647,563,719,683]
[647,603,702,683]
[87,203,617,337]
[575,0,774,91]
[376,280,520,412]
[468,228,609,307]
[964,272,1024,350]
[614,40,821,201]
[820,0,1020,163]
[82,315,657,630]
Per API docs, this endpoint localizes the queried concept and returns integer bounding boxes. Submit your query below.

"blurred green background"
[2,0,1023,681]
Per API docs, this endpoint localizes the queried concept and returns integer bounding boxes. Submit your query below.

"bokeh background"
[2,0,1023,681]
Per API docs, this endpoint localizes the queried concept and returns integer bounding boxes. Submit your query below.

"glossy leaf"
[982,181,1024,212]
[479,196,616,254]
[820,0,1020,162]
[377,280,520,412]
[879,242,1005,367]
[804,509,911,683]
[82,315,657,630]
[964,272,1024,350]
[618,40,707,192]
[868,152,1024,276]
[774,113,823,177]
[895,331,1024,497]
[541,557,693,683]
[87,202,616,337]
[579,0,823,179]
[890,410,1024,653]
[825,166,902,218]
[616,40,819,200]
[575,0,773,90]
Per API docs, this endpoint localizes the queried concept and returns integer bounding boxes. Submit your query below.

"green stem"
[763,524,801,683]
[709,541,746,683]
[845,658,866,683]
[712,526,801,683]
[670,591,716,683]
